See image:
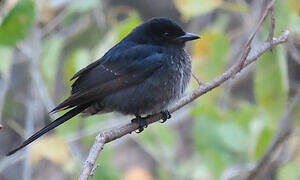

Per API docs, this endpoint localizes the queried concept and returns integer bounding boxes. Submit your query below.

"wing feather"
[51,45,164,113]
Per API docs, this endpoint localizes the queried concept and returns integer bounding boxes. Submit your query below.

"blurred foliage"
[30,136,70,165]
[0,0,299,179]
[0,0,35,46]
[0,46,12,77]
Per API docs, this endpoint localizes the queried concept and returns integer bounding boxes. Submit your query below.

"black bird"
[7,17,200,156]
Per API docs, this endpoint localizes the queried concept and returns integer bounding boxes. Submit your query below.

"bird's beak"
[175,32,200,42]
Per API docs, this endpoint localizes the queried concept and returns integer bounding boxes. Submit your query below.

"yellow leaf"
[192,31,214,60]
[123,166,153,180]
[30,136,70,165]
[288,0,300,14]
[175,0,223,18]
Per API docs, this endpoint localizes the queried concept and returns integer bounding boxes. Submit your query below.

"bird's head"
[130,17,200,46]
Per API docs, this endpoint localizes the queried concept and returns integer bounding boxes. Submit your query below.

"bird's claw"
[160,110,171,123]
[131,115,148,133]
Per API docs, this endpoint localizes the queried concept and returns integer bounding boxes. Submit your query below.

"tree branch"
[79,0,288,178]
[79,31,289,180]
[246,91,300,180]
[191,72,203,87]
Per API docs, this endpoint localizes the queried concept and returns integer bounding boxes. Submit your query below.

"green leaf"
[193,115,225,153]
[274,0,291,36]
[218,123,247,153]
[230,102,258,129]
[73,49,91,72]
[278,162,300,180]
[116,13,141,42]
[56,111,81,136]
[192,30,229,102]
[68,0,99,13]
[221,2,248,13]
[0,0,35,46]
[0,46,13,77]
[139,123,175,147]
[288,13,300,34]
[205,150,228,178]
[40,37,64,91]
[64,48,91,88]
[194,30,229,81]
[254,49,288,123]
[175,0,222,18]
[254,127,273,159]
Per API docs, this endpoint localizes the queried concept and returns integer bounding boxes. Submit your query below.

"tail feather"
[7,104,90,156]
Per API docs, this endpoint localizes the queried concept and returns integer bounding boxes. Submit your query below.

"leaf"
[68,0,99,13]
[254,127,273,159]
[221,2,248,13]
[74,49,91,72]
[123,166,154,180]
[116,13,141,42]
[64,48,91,88]
[0,0,35,46]
[40,37,64,90]
[254,49,288,123]
[193,115,225,153]
[288,12,300,34]
[278,162,300,180]
[0,46,13,78]
[230,102,258,129]
[218,123,247,153]
[192,30,229,101]
[205,150,228,178]
[274,0,291,36]
[139,124,175,147]
[287,0,300,15]
[175,0,222,18]
[193,31,229,81]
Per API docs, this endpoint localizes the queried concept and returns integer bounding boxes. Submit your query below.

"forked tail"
[7,104,90,156]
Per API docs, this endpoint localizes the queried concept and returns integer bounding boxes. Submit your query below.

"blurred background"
[0,0,299,179]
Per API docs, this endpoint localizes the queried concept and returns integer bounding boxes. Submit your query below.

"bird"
[7,17,200,156]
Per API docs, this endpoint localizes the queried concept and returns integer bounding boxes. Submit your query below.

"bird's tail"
[7,104,90,156]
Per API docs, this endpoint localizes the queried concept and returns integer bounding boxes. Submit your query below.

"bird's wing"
[51,45,164,112]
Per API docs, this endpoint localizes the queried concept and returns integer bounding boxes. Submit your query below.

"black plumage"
[7,17,200,155]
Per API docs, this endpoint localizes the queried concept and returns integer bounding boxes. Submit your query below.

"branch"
[79,1,288,179]
[79,31,289,180]
[192,72,203,87]
[246,91,300,180]
[267,7,275,52]
[41,6,69,37]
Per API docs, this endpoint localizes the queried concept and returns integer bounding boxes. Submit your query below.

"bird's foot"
[160,110,171,123]
[131,115,148,133]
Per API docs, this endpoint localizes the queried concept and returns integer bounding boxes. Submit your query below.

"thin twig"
[41,7,69,37]
[236,0,277,73]
[245,0,277,48]
[90,164,100,177]
[0,80,9,124]
[79,134,105,179]
[267,7,275,52]
[246,91,300,180]
[191,72,203,86]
